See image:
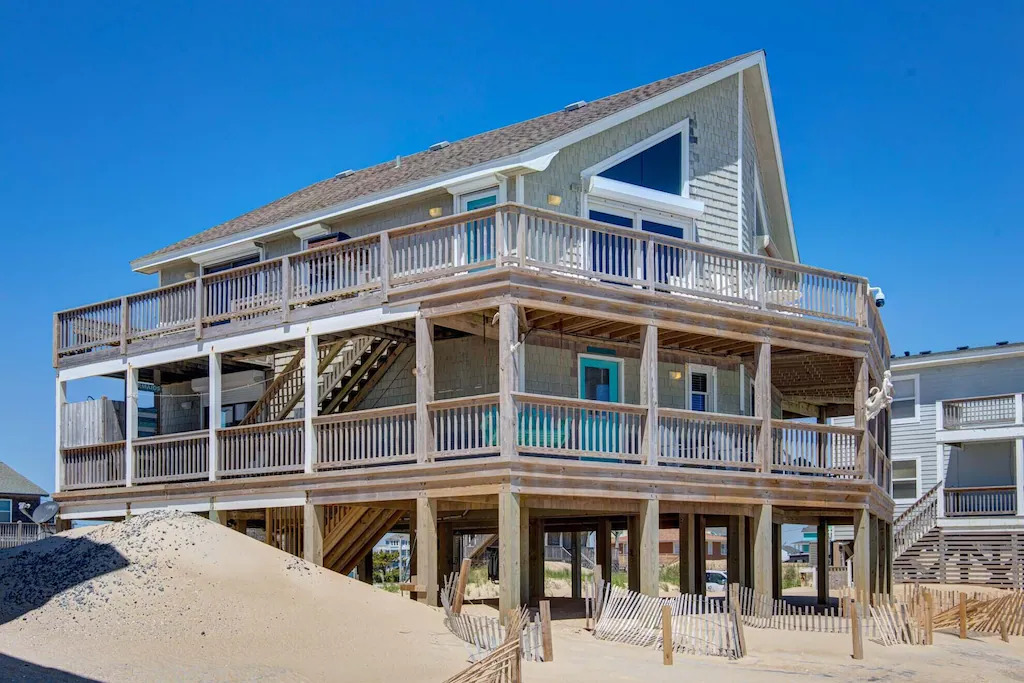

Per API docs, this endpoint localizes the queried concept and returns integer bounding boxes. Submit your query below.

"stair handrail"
[893,481,941,558]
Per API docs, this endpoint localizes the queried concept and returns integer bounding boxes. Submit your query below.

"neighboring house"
[374,532,411,578]
[836,342,1024,587]
[52,50,891,611]
[0,461,51,549]
[614,528,727,567]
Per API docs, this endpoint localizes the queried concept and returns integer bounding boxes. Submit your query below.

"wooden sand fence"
[440,567,545,662]
[731,585,930,646]
[444,608,524,683]
[588,581,745,659]
[931,590,1024,637]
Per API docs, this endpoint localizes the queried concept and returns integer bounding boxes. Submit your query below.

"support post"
[303,334,318,474]
[640,324,659,466]
[817,517,829,605]
[1016,438,1024,517]
[854,357,869,477]
[752,504,772,596]
[416,495,438,606]
[125,366,138,486]
[597,518,612,587]
[679,513,695,594]
[209,508,227,525]
[571,530,582,599]
[852,508,871,601]
[694,513,707,596]
[55,377,66,494]
[727,516,743,588]
[439,521,453,590]
[498,303,520,460]
[869,514,880,597]
[360,550,374,585]
[529,519,544,600]
[208,351,222,481]
[754,343,772,473]
[498,487,521,615]
[627,514,639,591]
[415,315,434,463]
[639,497,660,597]
[772,523,782,599]
[519,509,530,604]
[303,502,325,566]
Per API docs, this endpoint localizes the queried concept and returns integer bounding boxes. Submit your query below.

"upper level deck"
[54,203,890,375]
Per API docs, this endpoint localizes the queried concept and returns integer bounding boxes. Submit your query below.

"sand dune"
[0,510,469,682]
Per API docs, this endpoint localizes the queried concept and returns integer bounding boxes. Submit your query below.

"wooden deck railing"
[512,392,645,462]
[941,394,1022,430]
[314,405,416,469]
[54,204,883,364]
[133,430,209,483]
[770,421,860,478]
[430,394,500,460]
[656,408,760,469]
[57,402,880,491]
[217,419,304,477]
[61,442,126,490]
[944,486,1017,517]
[0,522,56,549]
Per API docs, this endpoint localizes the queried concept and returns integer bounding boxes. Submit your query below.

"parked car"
[705,570,728,593]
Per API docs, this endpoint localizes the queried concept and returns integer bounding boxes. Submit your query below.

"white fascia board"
[586,176,705,218]
[131,498,212,514]
[131,152,559,274]
[894,346,1024,370]
[57,304,419,381]
[214,493,305,510]
[755,56,799,263]
[60,502,128,520]
[939,517,1024,530]
[133,53,765,275]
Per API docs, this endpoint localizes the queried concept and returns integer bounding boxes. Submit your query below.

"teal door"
[578,356,622,456]
[462,191,497,269]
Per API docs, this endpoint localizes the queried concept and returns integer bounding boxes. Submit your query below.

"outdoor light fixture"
[547,194,562,206]
[429,207,443,218]
[669,370,683,380]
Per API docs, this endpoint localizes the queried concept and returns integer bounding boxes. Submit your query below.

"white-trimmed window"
[891,375,919,424]
[0,499,12,523]
[687,364,717,412]
[891,459,918,501]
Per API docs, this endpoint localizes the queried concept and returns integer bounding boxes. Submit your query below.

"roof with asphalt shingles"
[137,51,759,263]
[0,462,47,497]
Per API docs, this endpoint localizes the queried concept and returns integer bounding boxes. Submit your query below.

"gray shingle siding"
[523,77,740,251]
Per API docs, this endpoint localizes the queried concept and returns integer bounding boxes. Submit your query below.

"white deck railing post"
[54,376,66,494]
[1015,438,1024,517]
[208,351,221,481]
[125,365,138,487]
[304,333,318,474]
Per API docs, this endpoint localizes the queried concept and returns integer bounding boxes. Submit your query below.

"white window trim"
[584,197,695,243]
[456,186,501,213]
[687,363,718,413]
[891,457,920,502]
[891,374,921,425]
[0,498,11,524]
[198,244,265,275]
[577,353,625,402]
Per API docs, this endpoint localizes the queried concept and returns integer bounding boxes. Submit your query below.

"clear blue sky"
[1,2,1022,494]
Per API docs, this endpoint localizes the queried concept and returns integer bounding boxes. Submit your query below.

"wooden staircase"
[893,481,942,559]
[240,336,390,425]
[323,505,405,575]
[320,339,408,414]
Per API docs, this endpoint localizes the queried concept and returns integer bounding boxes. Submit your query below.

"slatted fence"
[589,581,744,659]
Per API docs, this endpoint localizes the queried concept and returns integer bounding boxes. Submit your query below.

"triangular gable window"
[598,133,682,195]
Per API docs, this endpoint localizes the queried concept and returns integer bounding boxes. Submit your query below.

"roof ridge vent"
[957,346,969,351]
[429,141,451,152]
[563,100,587,112]
[996,340,1009,346]
[334,169,355,179]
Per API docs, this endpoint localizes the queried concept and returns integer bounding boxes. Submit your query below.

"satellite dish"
[31,501,59,525]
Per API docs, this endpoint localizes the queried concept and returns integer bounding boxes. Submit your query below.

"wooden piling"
[849,597,863,660]
[540,600,554,663]
[661,604,673,665]
[959,592,968,640]
[453,557,470,614]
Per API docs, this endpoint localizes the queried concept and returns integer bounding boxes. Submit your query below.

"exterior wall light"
[429,207,443,218]
[547,194,562,206]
